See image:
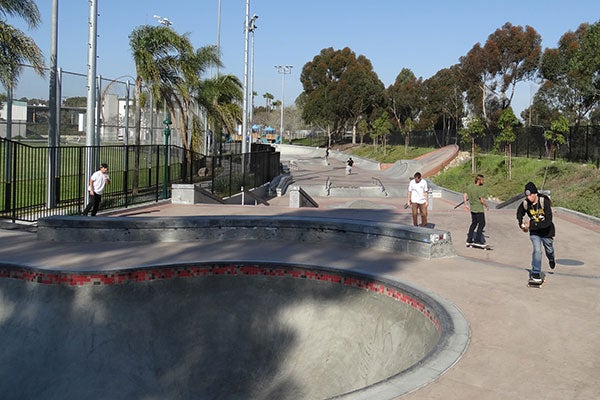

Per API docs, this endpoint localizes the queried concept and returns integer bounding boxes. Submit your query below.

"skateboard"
[527,278,545,288]
[466,243,493,250]
[527,272,546,288]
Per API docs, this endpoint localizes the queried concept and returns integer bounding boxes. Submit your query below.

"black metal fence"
[0,138,281,223]
[320,125,600,166]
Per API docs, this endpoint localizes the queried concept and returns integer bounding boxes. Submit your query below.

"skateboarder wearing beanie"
[516,181,556,284]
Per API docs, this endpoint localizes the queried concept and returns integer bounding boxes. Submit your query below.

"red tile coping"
[0,263,442,333]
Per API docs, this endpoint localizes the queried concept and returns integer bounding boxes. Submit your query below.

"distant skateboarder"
[463,174,490,247]
[346,157,354,174]
[82,163,110,216]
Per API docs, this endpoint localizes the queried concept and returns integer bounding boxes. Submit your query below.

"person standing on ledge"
[406,172,429,227]
[464,174,490,246]
[82,163,110,216]
[516,181,556,284]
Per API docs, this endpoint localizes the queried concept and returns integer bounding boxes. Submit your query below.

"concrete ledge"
[171,184,224,205]
[289,186,319,208]
[37,215,456,259]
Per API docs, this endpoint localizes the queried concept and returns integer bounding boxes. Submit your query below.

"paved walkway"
[1,145,599,399]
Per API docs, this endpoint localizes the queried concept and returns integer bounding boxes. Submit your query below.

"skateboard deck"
[527,279,545,288]
[467,243,493,250]
[527,272,546,288]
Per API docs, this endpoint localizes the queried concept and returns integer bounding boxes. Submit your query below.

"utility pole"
[274,65,293,144]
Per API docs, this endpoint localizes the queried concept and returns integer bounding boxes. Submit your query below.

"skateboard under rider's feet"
[466,242,493,250]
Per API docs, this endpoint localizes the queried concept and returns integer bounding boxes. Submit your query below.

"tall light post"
[248,15,258,131]
[153,14,172,26]
[241,0,251,154]
[162,116,171,199]
[274,65,293,143]
[47,0,59,208]
[84,0,98,210]
[153,13,172,197]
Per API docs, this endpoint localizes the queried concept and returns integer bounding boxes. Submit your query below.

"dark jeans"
[467,212,486,244]
[82,193,102,216]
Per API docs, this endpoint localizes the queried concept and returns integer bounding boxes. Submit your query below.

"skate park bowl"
[0,262,469,400]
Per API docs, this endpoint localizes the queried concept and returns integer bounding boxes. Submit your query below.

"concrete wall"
[38,215,456,259]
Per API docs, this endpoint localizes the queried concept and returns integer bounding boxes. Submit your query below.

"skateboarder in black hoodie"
[516,182,556,284]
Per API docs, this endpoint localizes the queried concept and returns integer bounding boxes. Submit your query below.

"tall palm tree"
[0,0,45,90]
[168,45,221,157]
[196,74,243,151]
[263,92,274,111]
[129,25,192,193]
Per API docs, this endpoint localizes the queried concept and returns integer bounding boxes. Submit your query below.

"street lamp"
[248,15,258,130]
[153,14,172,26]
[162,116,171,199]
[275,65,293,143]
[241,0,251,154]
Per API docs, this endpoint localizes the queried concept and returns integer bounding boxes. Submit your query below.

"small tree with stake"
[544,116,568,160]
[459,115,485,174]
[496,107,519,180]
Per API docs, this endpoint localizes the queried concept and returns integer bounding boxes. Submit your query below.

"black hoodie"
[516,194,555,238]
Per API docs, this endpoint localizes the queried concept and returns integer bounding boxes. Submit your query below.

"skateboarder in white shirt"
[406,172,428,227]
[82,163,110,216]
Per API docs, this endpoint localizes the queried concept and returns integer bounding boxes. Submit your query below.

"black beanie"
[524,182,538,195]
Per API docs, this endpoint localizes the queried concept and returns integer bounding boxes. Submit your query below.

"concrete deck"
[1,145,599,399]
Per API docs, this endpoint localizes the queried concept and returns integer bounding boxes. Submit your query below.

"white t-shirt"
[90,170,110,194]
[408,178,429,204]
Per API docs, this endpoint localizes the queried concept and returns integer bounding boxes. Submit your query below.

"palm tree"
[195,74,243,153]
[168,45,221,159]
[0,0,45,90]
[129,25,193,193]
[263,92,274,111]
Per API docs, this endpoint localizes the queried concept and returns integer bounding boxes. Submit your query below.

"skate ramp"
[0,263,469,400]
[381,160,422,181]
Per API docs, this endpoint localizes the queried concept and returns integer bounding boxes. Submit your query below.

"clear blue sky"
[10,0,599,120]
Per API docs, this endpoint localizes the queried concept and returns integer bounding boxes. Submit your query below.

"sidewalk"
[1,145,598,399]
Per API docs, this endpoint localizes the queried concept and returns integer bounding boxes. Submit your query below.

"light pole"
[84,0,98,210]
[241,0,251,154]
[153,14,172,26]
[275,65,293,143]
[162,116,171,199]
[248,15,258,132]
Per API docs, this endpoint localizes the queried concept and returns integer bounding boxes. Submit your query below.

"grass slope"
[431,154,600,218]
[344,144,600,218]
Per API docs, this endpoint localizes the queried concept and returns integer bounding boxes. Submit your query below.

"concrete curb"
[37,215,456,259]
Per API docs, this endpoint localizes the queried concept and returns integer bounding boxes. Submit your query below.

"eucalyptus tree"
[421,65,465,146]
[129,25,193,193]
[386,68,423,149]
[370,111,393,153]
[538,21,600,130]
[460,23,541,124]
[0,0,45,90]
[300,47,384,144]
[387,69,422,126]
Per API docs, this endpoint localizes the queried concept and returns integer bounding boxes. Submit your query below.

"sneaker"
[549,260,556,270]
[530,273,542,283]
